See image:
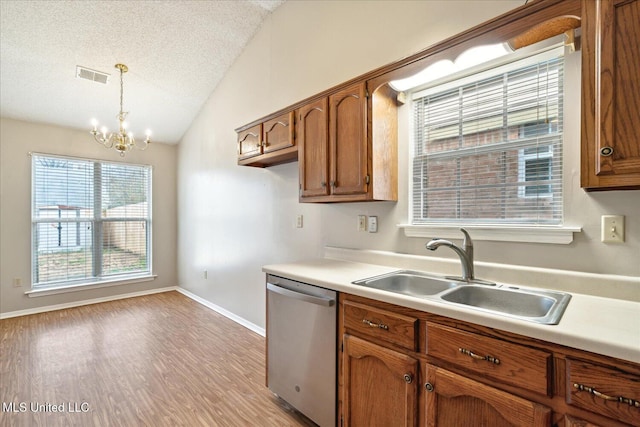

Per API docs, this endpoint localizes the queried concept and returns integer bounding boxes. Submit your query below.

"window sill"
[26,274,157,298]
[397,224,581,244]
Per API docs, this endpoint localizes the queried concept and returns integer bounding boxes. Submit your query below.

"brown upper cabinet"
[581,0,640,190]
[298,82,397,203]
[329,83,369,198]
[298,98,329,198]
[238,0,639,193]
[237,124,262,162]
[237,111,297,167]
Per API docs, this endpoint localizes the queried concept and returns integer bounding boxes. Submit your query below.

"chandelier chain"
[119,66,124,116]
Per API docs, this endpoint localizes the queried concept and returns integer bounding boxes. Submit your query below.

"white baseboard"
[1,285,266,338]
[175,287,265,337]
[0,286,178,319]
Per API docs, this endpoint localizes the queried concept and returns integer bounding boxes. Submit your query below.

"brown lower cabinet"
[343,334,418,427]
[339,293,640,427]
[425,365,551,427]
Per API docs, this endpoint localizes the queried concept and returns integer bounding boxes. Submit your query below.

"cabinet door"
[425,364,551,427]
[263,111,295,154]
[343,334,418,427]
[329,82,368,196]
[237,124,262,160]
[298,98,329,198]
[581,0,640,189]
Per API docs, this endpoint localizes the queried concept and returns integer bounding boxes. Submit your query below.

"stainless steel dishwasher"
[266,274,337,427]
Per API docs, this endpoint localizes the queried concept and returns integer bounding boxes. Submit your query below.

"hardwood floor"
[0,291,317,426]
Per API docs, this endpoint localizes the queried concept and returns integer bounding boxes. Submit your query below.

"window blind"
[32,154,151,288]
[411,48,564,225]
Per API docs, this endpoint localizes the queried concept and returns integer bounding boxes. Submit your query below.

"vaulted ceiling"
[0,0,284,144]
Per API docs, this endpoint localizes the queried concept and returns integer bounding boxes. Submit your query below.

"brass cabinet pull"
[458,347,500,365]
[424,382,434,392]
[573,383,640,407]
[362,318,389,330]
[403,374,413,384]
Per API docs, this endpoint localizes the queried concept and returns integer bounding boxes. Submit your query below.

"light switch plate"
[368,216,378,233]
[296,215,303,228]
[601,215,624,243]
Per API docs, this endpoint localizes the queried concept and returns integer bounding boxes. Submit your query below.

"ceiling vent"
[76,66,110,84]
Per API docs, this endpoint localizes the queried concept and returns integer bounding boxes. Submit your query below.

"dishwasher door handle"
[267,283,336,307]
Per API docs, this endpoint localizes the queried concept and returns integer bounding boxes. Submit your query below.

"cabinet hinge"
[341,341,344,352]
[340,415,344,427]
[365,175,370,185]
[365,88,370,99]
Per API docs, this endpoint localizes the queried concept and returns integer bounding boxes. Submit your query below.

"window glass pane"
[33,221,93,284]
[33,157,93,218]
[102,220,148,276]
[411,50,564,225]
[32,154,151,288]
[101,164,149,218]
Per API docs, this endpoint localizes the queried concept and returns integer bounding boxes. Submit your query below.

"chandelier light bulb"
[89,63,152,155]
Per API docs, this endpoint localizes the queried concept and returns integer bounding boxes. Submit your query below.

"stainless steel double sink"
[352,270,571,325]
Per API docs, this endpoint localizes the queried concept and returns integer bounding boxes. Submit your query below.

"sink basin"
[352,270,571,325]
[352,270,462,296]
[441,285,571,325]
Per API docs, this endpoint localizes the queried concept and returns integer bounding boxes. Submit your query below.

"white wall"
[0,118,178,314]
[179,0,639,330]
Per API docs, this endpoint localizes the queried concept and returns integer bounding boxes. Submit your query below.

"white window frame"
[399,44,581,244]
[30,153,153,292]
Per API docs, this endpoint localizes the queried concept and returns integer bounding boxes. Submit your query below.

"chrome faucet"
[426,228,475,281]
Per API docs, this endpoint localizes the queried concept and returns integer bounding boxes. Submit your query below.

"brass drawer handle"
[459,347,500,365]
[362,319,389,330]
[573,383,640,407]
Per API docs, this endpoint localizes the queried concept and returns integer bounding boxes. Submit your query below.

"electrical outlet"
[13,278,22,288]
[203,270,208,279]
[601,215,624,243]
[296,215,304,228]
[368,216,378,233]
[357,215,367,232]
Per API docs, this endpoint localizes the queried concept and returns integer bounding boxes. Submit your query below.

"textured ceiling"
[0,0,284,144]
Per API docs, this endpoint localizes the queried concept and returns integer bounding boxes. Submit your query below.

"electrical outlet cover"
[368,216,378,233]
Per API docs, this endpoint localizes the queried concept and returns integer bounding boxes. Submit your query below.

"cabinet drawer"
[567,358,640,426]
[426,322,552,396]
[343,301,418,351]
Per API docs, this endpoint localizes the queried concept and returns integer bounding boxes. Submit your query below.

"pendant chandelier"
[90,63,151,156]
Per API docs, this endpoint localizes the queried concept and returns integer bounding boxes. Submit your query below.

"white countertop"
[263,257,640,364]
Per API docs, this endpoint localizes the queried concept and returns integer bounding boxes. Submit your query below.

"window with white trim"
[411,47,564,225]
[31,154,151,289]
